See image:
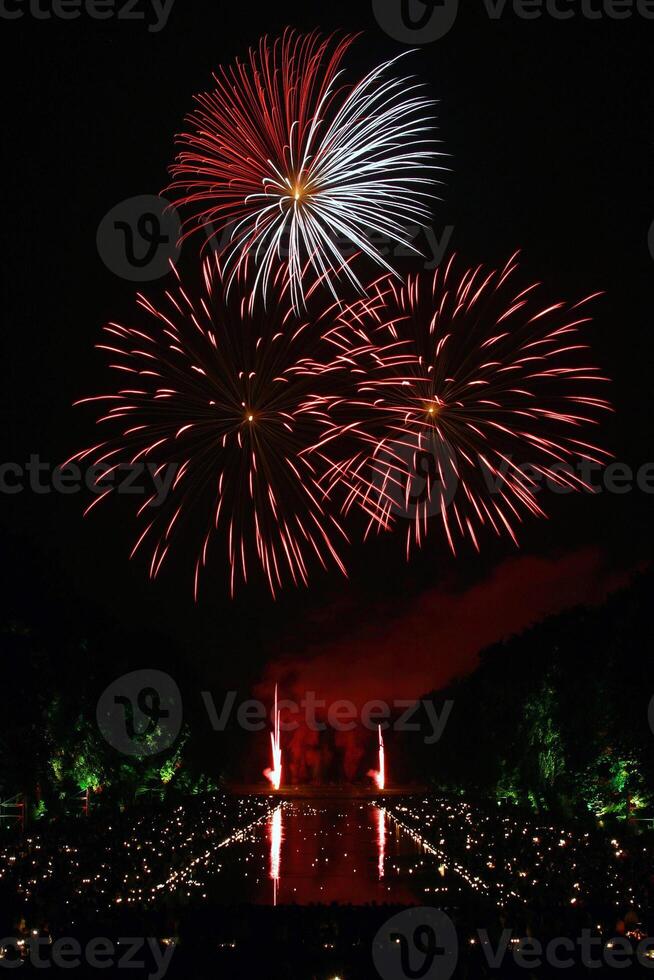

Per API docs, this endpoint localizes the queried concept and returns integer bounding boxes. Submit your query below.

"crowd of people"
[0,794,274,936]
[0,792,653,977]
[384,796,654,941]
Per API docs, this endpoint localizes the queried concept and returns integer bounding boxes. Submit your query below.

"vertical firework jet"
[167,29,441,312]
[369,725,386,791]
[264,685,283,791]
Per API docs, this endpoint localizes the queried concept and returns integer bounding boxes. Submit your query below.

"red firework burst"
[67,258,358,599]
[310,253,613,557]
[166,29,439,312]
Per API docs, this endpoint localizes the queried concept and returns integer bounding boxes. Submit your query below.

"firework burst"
[167,29,441,313]
[67,257,356,599]
[311,253,613,557]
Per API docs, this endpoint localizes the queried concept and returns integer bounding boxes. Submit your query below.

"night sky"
[2,0,652,703]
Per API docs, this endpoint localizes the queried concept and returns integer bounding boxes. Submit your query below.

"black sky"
[2,0,653,691]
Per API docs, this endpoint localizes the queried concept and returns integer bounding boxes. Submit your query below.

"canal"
[215,800,468,906]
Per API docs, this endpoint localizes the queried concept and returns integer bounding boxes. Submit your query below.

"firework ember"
[167,29,440,312]
[67,258,353,599]
[312,253,613,557]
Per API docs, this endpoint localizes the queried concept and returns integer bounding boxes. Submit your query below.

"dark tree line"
[408,568,654,819]
[0,620,221,823]
[3,567,652,825]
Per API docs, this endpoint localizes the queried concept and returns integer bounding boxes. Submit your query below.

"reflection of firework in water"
[376,806,386,879]
[313,253,613,557]
[269,805,282,906]
[69,258,351,599]
[167,29,440,312]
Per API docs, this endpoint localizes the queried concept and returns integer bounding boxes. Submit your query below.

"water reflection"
[215,800,450,905]
[377,806,385,880]
[269,805,282,906]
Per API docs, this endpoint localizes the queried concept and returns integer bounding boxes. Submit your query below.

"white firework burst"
[167,29,444,312]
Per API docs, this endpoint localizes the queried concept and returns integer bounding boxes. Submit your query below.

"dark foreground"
[1,793,653,977]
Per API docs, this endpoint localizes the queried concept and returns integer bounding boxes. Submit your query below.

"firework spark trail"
[67,257,358,600]
[167,29,442,312]
[309,253,613,557]
[68,247,612,591]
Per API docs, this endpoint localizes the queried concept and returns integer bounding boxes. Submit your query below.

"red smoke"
[253,548,631,784]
